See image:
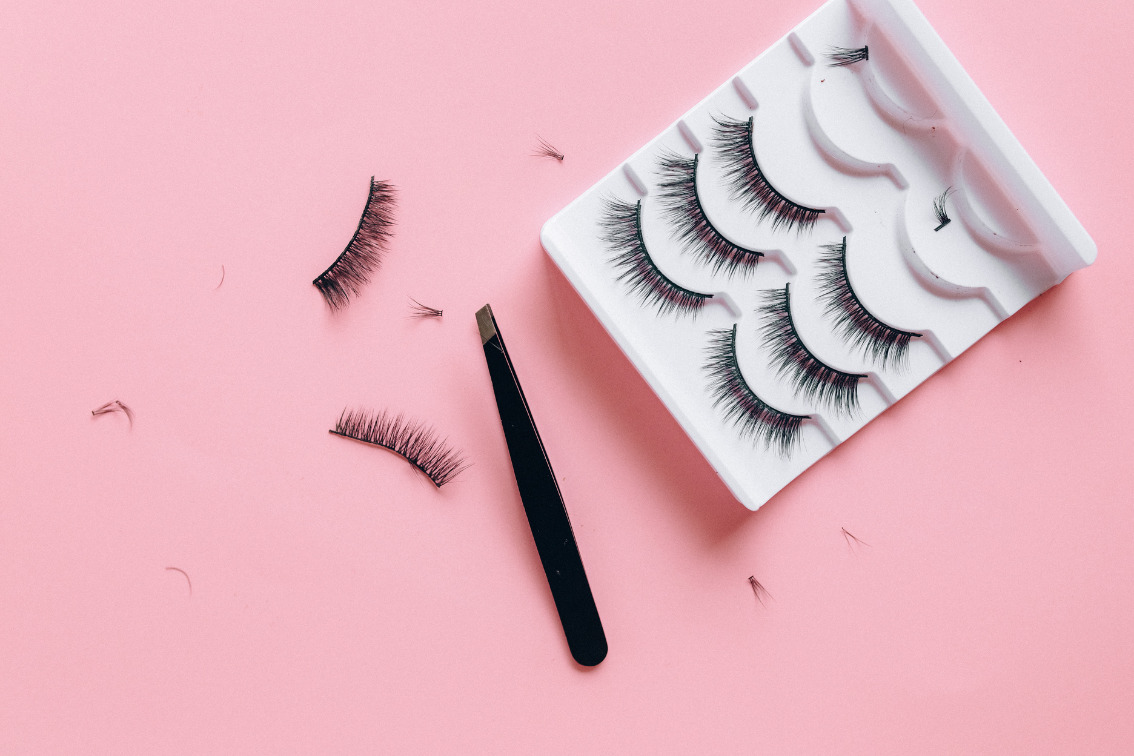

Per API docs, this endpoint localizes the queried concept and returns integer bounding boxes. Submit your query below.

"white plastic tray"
[540,0,1095,510]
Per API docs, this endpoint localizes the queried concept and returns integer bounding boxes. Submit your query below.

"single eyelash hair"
[815,237,921,370]
[711,115,824,234]
[704,325,809,456]
[312,177,397,311]
[330,408,468,487]
[933,187,953,231]
[826,45,869,67]
[655,150,764,277]
[758,283,866,415]
[599,196,712,317]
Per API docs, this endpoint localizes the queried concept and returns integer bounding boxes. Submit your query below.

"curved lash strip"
[330,408,468,487]
[815,237,921,370]
[655,150,764,278]
[705,325,809,456]
[826,45,869,67]
[312,177,397,311]
[758,283,866,415]
[599,196,712,317]
[710,115,824,234]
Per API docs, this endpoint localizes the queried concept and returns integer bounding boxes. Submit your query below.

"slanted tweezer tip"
[475,304,496,344]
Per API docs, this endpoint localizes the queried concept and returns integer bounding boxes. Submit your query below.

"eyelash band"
[826,45,869,67]
[758,283,866,415]
[815,237,921,370]
[933,187,953,231]
[599,196,713,317]
[655,150,765,277]
[330,408,468,487]
[704,325,809,455]
[312,177,397,311]
[711,115,825,234]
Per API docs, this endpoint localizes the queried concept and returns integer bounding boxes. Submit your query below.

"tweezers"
[476,304,608,666]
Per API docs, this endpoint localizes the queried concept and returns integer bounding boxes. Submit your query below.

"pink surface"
[1,0,1131,752]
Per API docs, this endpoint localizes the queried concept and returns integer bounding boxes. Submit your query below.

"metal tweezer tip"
[475,304,496,344]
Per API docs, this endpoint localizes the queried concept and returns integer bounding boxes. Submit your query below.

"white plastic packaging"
[540,0,1095,510]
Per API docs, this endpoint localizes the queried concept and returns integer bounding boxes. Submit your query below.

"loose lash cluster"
[815,237,921,370]
[711,115,824,234]
[313,177,397,311]
[758,284,865,415]
[826,45,869,67]
[599,196,712,317]
[532,136,565,161]
[655,150,764,277]
[704,325,808,456]
[933,187,953,231]
[330,408,468,488]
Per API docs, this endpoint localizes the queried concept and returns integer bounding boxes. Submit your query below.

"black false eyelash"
[758,283,866,415]
[711,115,825,234]
[599,196,713,317]
[312,177,397,311]
[655,150,764,277]
[826,45,869,67]
[704,325,809,456]
[933,187,953,231]
[815,237,921,370]
[330,408,468,487]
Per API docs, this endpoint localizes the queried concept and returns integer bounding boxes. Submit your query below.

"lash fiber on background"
[814,237,921,369]
[312,177,397,311]
[710,115,824,234]
[330,408,468,488]
[758,284,865,415]
[655,150,764,277]
[599,196,712,317]
[704,325,807,456]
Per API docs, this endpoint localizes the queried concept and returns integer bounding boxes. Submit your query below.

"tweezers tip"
[475,304,496,344]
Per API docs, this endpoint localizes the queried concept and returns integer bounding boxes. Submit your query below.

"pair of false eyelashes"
[601,116,927,455]
[307,181,467,487]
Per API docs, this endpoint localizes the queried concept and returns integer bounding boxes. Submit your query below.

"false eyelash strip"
[815,237,921,370]
[655,150,765,277]
[312,177,397,311]
[705,325,809,455]
[826,45,869,67]
[758,284,866,415]
[933,187,953,231]
[330,408,468,487]
[711,115,825,234]
[599,197,713,317]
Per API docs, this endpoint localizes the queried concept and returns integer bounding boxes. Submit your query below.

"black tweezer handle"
[476,304,607,667]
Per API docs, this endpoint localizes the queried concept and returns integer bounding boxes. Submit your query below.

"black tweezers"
[476,304,607,666]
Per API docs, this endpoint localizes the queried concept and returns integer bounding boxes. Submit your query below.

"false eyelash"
[826,45,869,67]
[599,196,713,317]
[711,115,824,234]
[330,408,468,487]
[408,297,443,318]
[312,177,397,311]
[758,283,866,415]
[655,150,764,277]
[933,187,953,231]
[815,237,921,370]
[532,135,565,161]
[704,325,809,455]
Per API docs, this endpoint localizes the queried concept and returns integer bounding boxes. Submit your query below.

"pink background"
[1,0,1131,752]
